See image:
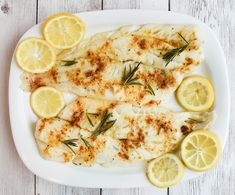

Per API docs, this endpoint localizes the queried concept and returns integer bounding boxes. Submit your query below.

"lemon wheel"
[146,154,185,188]
[181,130,222,172]
[176,76,215,112]
[16,38,56,73]
[42,13,86,49]
[31,87,65,118]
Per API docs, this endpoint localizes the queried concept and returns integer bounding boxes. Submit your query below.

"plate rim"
[8,9,230,188]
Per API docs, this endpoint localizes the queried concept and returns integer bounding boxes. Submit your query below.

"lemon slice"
[16,38,56,73]
[147,154,185,188]
[181,130,222,172]
[42,13,86,49]
[31,87,65,118]
[176,76,215,112]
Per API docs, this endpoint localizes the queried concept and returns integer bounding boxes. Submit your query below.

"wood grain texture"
[0,0,35,195]
[102,187,167,195]
[169,0,235,194]
[103,0,167,10]
[0,0,36,195]
[102,1,168,194]
[36,1,101,195]
[38,0,102,21]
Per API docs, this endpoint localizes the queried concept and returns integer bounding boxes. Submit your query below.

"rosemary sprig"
[163,33,190,67]
[61,137,92,152]
[61,59,77,66]
[86,113,94,127]
[185,118,204,124]
[61,139,78,154]
[121,62,142,86]
[145,81,155,96]
[91,110,116,138]
[86,112,99,116]
[86,112,99,127]
[81,137,91,148]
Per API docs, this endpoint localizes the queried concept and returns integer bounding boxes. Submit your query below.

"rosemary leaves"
[61,59,77,66]
[86,113,94,127]
[163,33,190,67]
[185,118,204,124]
[91,110,116,138]
[61,136,91,153]
[61,138,78,154]
[81,137,91,148]
[145,81,155,96]
[121,62,142,86]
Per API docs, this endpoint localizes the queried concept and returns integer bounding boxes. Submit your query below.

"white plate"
[9,10,230,188]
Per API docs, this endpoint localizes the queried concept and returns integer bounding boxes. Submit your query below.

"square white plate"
[9,10,230,188]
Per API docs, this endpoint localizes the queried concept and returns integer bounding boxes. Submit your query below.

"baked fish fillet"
[21,60,182,106]
[58,24,204,72]
[35,98,215,167]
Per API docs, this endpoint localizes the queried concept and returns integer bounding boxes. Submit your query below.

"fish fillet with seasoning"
[34,97,215,167]
[58,24,204,72]
[21,60,182,106]
[21,24,204,106]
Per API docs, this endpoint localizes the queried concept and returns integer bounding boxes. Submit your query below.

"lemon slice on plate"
[147,154,185,188]
[16,38,56,73]
[31,87,65,118]
[42,13,86,49]
[181,130,222,172]
[176,76,215,112]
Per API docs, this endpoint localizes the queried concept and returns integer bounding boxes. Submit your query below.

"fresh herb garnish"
[86,112,99,116]
[163,33,190,67]
[61,139,78,154]
[86,112,99,127]
[61,136,92,152]
[185,118,204,124]
[86,113,94,127]
[81,137,91,148]
[121,62,142,86]
[61,59,77,66]
[91,110,116,138]
[145,81,155,96]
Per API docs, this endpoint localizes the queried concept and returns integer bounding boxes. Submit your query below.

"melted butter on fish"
[21,60,182,106]
[58,24,204,72]
[34,98,215,167]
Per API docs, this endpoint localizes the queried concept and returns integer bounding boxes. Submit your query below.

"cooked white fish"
[35,97,215,167]
[58,24,204,72]
[21,24,204,105]
[21,60,182,106]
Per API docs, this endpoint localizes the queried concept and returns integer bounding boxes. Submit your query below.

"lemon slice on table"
[176,76,215,112]
[31,87,65,118]
[181,130,222,172]
[42,13,86,49]
[16,38,56,73]
[146,154,185,188]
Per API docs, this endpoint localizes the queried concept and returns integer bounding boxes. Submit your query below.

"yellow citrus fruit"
[16,38,56,73]
[146,154,185,188]
[181,130,222,172]
[42,13,86,49]
[31,87,65,118]
[176,76,215,112]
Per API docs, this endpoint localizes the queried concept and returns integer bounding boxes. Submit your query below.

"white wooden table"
[0,0,234,194]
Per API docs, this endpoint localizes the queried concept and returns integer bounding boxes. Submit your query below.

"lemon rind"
[146,154,185,188]
[181,130,222,172]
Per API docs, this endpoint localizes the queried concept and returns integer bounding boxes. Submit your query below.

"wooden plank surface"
[35,1,101,195]
[103,0,167,10]
[169,0,235,195]
[0,0,35,195]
